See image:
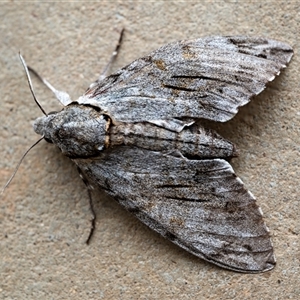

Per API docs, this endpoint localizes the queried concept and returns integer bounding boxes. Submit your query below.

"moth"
[18,34,293,273]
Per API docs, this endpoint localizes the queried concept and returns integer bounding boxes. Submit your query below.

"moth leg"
[27,66,72,106]
[77,166,96,245]
[90,28,125,88]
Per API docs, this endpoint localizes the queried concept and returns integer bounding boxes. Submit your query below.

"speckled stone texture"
[0,2,299,299]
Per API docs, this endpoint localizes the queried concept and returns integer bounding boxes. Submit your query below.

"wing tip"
[218,251,276,273]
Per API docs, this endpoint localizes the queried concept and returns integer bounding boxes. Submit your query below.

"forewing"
[74,146,275,273]
[79,36,293,129]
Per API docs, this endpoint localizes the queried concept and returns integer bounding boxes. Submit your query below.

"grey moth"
[24,35,293,273]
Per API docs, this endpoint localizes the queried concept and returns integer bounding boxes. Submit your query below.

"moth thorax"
[33,105,108,158]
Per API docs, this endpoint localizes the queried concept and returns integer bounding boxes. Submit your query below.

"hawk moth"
[27,35,293,273]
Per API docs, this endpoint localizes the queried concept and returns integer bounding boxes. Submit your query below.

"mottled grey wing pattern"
[74,146,275,273]
[79,36,293,130]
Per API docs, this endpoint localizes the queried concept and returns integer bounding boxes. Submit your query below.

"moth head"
[33,104,108,158]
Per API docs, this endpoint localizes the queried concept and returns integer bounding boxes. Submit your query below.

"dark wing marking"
[78,36,293,131]
[74,146,275,273]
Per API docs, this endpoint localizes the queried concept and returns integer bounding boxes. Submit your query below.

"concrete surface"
[0,2,299,299]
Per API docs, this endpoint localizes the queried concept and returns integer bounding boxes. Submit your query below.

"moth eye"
[44,137,53,144]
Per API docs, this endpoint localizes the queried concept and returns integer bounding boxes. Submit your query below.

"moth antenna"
[27,65,73,107]
[19,53,48,116]
[1,136,44,195]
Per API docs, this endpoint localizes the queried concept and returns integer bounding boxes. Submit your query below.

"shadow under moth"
[13,33,294,273]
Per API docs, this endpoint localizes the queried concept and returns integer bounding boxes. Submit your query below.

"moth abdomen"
[109,122,237,159]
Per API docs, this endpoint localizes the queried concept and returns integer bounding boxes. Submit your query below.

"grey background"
[0,2,299,299]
